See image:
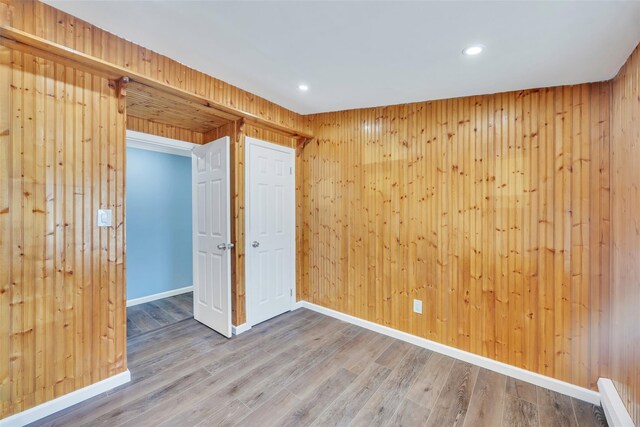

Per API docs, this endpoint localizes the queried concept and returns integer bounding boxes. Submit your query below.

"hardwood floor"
[31,298,607,427]
[126,293,194,339]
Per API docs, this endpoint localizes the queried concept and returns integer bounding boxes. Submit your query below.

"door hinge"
[290,289,293,297]
[290,167,293,175]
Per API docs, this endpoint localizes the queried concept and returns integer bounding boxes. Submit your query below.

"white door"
[246,137,295,326]
[192,136,232,338]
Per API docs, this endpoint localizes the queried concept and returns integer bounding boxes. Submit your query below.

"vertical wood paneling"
[1,43,11,416]
[302,84,611,390]
[611,43,640,424]
[0,46,126,419]
[126,116,205,144]
[2,0,310,137]
[2,0,311,343]
[2,0,636,418]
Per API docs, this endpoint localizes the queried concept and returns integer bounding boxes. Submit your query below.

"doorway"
[245,137,296,327]
[125,130,197,337]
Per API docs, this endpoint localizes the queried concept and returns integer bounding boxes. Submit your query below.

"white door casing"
[246,137,295,327]
[192,136,232,338]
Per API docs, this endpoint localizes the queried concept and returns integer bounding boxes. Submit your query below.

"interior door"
[246,137,295,326]
[192,136,232,337]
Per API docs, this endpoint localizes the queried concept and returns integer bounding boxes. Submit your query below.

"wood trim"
[231,323,251,336]
[0,371,131,427]
[126,286,193,308]
[126,129,196,157]
[127,117,205,145]
[598,378,635,427]
[0,25,313,140]
[295,137,313,157]
[114,76,129,114]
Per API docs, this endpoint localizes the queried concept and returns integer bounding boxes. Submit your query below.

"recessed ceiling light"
[462,45,484,56]
[298,83,309,91]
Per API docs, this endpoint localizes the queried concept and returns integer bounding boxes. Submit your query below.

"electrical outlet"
[413,299,423,314]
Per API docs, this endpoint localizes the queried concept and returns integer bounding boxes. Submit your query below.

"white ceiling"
[45,1,640,115]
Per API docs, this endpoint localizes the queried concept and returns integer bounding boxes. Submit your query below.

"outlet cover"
[413,299,423,314]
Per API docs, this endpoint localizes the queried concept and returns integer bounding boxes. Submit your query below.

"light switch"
[97,209,112,227]
[413,299,423,314]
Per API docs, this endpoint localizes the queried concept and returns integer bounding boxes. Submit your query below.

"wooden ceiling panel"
[126,82,232,133]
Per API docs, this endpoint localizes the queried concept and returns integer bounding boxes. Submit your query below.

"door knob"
[217,243,227,250]
[227,243,235,250]
[252,241,260,248]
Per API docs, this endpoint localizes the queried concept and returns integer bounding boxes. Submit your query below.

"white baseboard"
[598,378,635,427]
[0,370,131,427]
[298,301,601,406]
[232,323,251,336]
[126,286,193,307]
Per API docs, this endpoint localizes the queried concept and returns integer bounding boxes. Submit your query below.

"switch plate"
[413,299,423,314]
[97,209,112,227]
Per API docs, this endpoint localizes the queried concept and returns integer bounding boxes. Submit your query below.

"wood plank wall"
[208,123,297,326]
[611,43,640,424]
[301,83,612,390]
[3,0,637,417]
[1,1,310,137]
[0,0,310,362]
[0,44,126,419]
[127,116,205,145]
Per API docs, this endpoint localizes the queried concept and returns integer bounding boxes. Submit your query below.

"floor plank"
[388,398,432,427]
[351,346,432,426]
[572,397,609,427]
[502,394,539,427]
[146,346,304,426]
[310,363,391,427]
[197,399,248,427]
[29,299,608,427]
[425,360,479,427]
[537,387,578,427]
[278,368,357,427]
[234,389,301,427]
[405,352,455,409]
[463,368,507,427]
[126,304,163,334]
[374,340,413,369]
[506,377,539,405]
[127,292,194,339]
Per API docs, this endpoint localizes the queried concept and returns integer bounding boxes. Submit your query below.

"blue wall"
[126,147,192,300]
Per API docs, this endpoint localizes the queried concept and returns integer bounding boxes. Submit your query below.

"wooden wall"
[301,83,612,390]
[1,1,310,137]
[3,0,638,418]
[0,43,126,419]
[0,0,310,336]
[0,0,307,418]
[127,116,205,145]
[611,43,640,424]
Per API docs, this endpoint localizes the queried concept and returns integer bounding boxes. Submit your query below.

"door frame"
[126,129,197,156]
[244,136,296,328]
